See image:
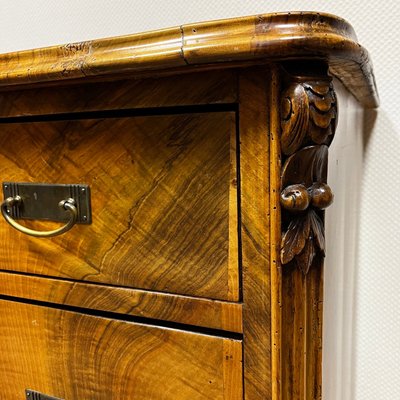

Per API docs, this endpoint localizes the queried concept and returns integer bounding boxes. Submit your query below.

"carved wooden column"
[278,62,337,400]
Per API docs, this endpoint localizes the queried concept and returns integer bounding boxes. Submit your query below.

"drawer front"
[0,112,238,300]
[0,300,242,399]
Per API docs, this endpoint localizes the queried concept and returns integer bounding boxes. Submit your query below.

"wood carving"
[280,77,337,274]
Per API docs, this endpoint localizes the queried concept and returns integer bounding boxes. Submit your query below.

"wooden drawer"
[0,112,239,301]
[0,299,242,399]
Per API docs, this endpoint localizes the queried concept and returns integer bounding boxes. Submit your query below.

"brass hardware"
[26,389,63,400]
[1,196,77,238]
[1,182,91,238]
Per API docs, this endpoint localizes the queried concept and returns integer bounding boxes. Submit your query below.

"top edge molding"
[0,12,378,107]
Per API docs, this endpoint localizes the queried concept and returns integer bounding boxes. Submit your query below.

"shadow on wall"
[325,93,400,400]
[324,80,368,400]
[353,108,400,399]
[362,108,378,152]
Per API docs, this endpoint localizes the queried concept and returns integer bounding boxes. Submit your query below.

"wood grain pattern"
[269,65,282,400]
[0,299,243,399]
[0,13,377,108]
[0,70,238,118]
[281,264,307,399]
[306,261,324,400]
[280,260,324,400]
[239,67,271,399]
[0,113,239,301]
[0,26,185,85]
[0,271,243,333]
[279,66,332,400]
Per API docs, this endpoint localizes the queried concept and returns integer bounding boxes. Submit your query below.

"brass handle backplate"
[1,182,91,238]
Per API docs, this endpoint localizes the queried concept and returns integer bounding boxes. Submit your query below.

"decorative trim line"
[280,74,337,274]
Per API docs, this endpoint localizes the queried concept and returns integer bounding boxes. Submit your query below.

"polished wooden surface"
[0,272,243,333]
[0,70,237,118]
[278,64,335,399]
[0,113,239,301]
[0,12,378,108]
[0,299,243,399]
[239,67,271,399]
[269,65,283,400]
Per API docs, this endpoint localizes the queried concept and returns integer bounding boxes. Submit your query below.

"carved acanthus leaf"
[280,76,336,274]
[308,91,333,112]
[304,83,330,96]
[281,212,310,265]
[309,209,325,256]
[281,145,328,188]
[296,236,316,275]
[281,84,309,156]
[281,209,325,273]
[281,80,337,156]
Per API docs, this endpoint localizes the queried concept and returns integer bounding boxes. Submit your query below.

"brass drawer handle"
[1,196,78,238]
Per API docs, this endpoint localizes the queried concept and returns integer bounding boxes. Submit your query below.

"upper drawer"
[0,112,239,301]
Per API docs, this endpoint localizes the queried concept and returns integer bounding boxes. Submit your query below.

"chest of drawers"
[0,12,377,400]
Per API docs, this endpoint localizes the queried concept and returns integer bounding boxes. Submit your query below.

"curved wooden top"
[0,12,378,107]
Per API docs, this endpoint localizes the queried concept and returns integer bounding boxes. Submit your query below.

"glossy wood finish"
[278,64,335,399]
[280,264,324,400]
[0,13,377,108]
[269,65,283,400]
[0,70,237,118]
[0,272,243,333]
[0,299,243,399]
[0,113,239,301]
[239,67,271,399]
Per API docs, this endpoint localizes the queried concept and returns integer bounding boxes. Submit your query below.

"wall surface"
[0,1,398,399]
[325,81,364,400]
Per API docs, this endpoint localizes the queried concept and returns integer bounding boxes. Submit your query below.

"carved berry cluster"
[280,182,333,212]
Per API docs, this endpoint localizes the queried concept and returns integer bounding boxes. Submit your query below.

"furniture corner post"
[275,60,337,400]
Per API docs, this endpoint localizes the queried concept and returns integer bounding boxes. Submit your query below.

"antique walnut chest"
[0,12,377,400]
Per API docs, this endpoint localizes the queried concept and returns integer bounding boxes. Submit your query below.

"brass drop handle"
[1,195,78,238]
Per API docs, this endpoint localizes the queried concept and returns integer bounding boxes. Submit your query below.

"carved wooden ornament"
[280,78,337,274]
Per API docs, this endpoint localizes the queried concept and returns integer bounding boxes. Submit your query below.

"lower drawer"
[0,300,242,400]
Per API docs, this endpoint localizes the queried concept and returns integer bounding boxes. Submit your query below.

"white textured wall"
[0,2,398,399]
[325,81,364,400]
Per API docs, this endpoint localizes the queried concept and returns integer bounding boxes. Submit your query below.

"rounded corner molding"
[0,12,378,108]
